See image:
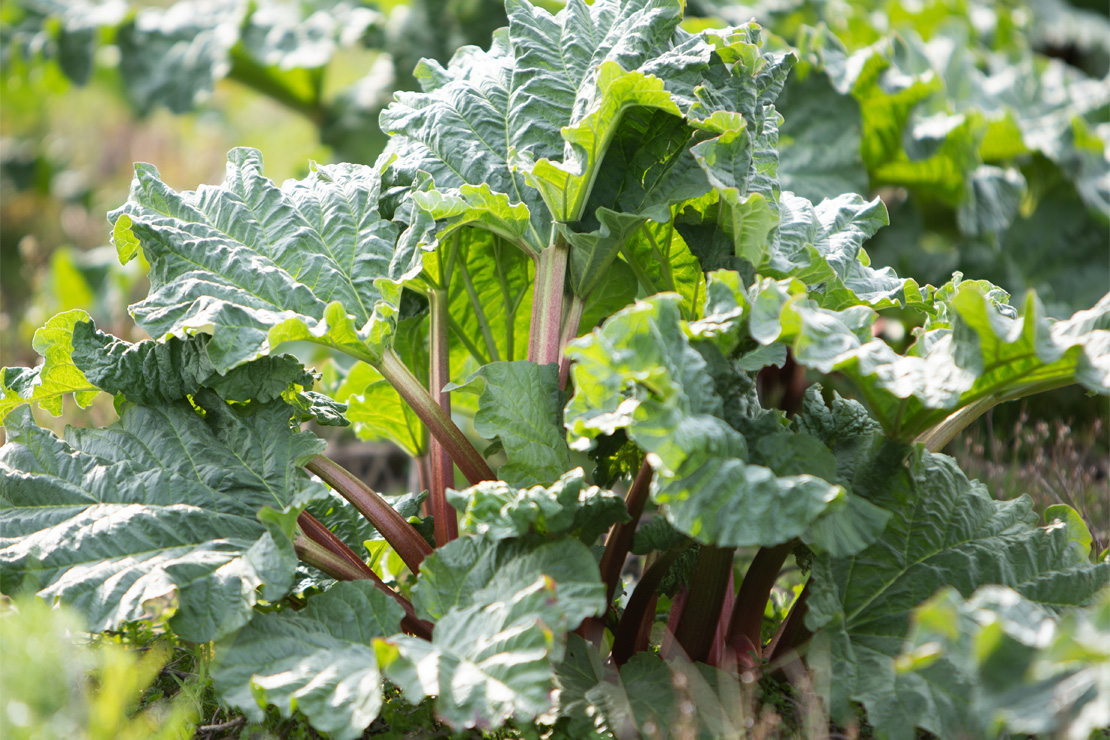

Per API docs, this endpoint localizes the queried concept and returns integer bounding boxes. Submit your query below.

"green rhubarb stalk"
[297,511,376,577]
[428,288,459,545]
[528,239,570,367]
[305,455,433,573]
[377,348,494,484]
[557,291,587,389]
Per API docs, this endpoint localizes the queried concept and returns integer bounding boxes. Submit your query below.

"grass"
[952,404,1109,556]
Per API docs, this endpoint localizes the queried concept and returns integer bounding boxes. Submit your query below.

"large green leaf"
[377,532,605,729]
[377,578,562,730]
[0,396,325,642]
[447,361,569,488]
[806,449,1109,740]
[65,320,346,426]
[0,310,98,420]
[213,581,403,740]
[775,69,869,203]
[70,320,314,405]
[382,0,798,304]
[565,293,879,554]
[411,536,604,627]
[109,149,417,371]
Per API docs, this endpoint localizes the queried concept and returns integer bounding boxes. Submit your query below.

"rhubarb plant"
[2,0,1108,738]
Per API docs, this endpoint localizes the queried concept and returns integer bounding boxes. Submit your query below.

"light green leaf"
[332,361,426,458]
[0,396,325,642]
[413,181,532,250]
[526,62,682,223]
[0,310,99,420]
[449,468,628,544]
[213,581,402,740]
[447,361,569,488]
[619,217,706,321]
[806,449,1109,739]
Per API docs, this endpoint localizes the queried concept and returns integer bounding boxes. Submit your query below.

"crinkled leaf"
[109,149,416,371]
[377,530,605,729]
[806,449,1109,739]
[382,0,796,304]
[448,361,569,487]
[71,320,311,404]
[412,536,605,628]
[0,396,325,642]
[213,581,402,740]
[896,585,1110,740]
[376,578,561,730]
[0,310,99,420]
[566,293,866,551]
[449,468,628,544]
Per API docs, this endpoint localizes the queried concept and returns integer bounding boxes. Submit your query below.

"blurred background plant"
[0,596,201,740]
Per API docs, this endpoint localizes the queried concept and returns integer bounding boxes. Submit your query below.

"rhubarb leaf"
[412,536,604,627]
[376,578,563,730]
[565,293,874,553]
[806,449,1109,740]
[377,532,605,729]
[109,150,418,371]
[896,585,1110,740]
[759,280,1110,440]
[212,581,402,740]
[449,468,628,544]
[0,310,99,420]
[0,396,325,642]
[448,361,569,488]
[70,321,312,404]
